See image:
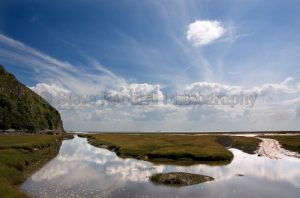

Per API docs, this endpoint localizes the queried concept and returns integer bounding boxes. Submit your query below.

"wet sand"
[257,138,300,159]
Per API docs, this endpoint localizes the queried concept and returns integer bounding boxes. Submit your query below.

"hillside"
[0,65,64,133]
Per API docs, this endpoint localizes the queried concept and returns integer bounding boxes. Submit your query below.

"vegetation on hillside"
[0,134,73,198]
[80,134,262,165]
[0,65,63,132]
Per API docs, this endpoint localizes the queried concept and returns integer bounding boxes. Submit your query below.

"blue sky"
[1,0,300,131]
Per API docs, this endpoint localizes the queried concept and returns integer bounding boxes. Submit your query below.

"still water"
[22,136,300,198]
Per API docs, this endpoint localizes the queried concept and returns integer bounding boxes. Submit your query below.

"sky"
[1,0,300,132]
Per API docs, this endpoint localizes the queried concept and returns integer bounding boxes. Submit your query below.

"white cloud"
[186,20,225,46]
[29,78,300,132]
[185,81,241,95]
[0,34,74,70]
[31,83,70,98]
[30,83,72,108]
[30,83,107,110]
[185,78,298,97]
[105,83,164,105]
[173,78,297,107]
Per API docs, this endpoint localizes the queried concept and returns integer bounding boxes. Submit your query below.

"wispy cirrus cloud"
[0,33,127,95]
[1,33,300,132]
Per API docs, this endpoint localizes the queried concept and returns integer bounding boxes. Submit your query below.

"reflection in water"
[22,136,300,198]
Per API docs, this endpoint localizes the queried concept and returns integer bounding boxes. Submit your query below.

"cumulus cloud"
[185,81,241,95]
[186,20,225,46]
[29,78,300,132]
[31,83,71,101]
[31,82,165,109]
[184,78,299,97]
[171,78,299,108]
[104,83,164,105]
[30,83,106,110]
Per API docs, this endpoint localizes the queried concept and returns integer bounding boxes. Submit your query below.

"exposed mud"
[257,138,300,159]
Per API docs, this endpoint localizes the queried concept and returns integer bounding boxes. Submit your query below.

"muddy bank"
[257,138,300,159]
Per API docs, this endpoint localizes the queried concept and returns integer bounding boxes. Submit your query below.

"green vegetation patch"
[261,135,300,153]
[0,134,72,198]
[150,172,214,186]
[0,65,63,132]
[84,134,262,165]
[216,135,262,154]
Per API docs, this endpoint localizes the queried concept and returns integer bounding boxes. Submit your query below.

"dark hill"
[0,65,64,133]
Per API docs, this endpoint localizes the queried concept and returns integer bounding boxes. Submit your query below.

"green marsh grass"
[0,134,72,198]
[83,134,261,165]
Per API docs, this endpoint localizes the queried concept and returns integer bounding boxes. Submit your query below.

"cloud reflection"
[22,136,300,198]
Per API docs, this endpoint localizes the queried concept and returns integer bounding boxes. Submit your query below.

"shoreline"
[75,131,300,135]
[0,134,73,197]
[257,138,300,159]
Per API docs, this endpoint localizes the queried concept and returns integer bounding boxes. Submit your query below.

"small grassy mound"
[150,172,214,186]
[261,135,300,153]
[0,134,72,198]
[83,134,261,165]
